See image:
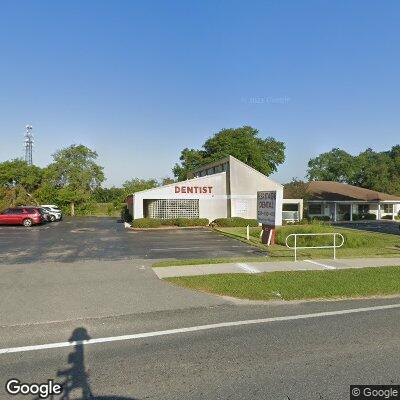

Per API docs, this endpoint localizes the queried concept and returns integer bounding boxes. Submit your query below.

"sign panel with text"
[257,190,283,227]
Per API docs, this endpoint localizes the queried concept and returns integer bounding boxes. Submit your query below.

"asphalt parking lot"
[0,217,263,264]
[334,220,400,235]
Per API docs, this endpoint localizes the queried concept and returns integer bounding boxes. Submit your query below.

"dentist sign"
[257,190,283,245]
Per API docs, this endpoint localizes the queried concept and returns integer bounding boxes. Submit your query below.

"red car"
[0,207,44,227]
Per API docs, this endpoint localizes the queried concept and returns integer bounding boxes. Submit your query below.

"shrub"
[174,218,209,227]
[309,216,331,222]
[131,217,209,228]
[361,213,377,220]
[212,217,259,227]
[275,224,375,249]
[120,205,132,222]
[342,213,364,221]
[131,218,162,228]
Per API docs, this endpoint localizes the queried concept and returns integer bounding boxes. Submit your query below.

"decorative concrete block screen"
[146,199,200,219]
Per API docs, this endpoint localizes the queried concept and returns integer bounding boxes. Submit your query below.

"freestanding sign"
[257,190,283,245]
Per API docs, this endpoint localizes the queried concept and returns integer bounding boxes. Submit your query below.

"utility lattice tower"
[24,125,34,165]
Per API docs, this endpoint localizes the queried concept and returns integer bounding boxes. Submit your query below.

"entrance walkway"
[153,257,400,278]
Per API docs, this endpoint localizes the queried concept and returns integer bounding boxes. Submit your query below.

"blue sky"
[0,0,399,186]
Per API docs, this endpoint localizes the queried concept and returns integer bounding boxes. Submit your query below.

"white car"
[41,205,63,222]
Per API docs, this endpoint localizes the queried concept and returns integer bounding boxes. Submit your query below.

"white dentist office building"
[126,156,303,224]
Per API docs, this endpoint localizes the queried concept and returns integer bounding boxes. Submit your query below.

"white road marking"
[236,263,260,273]
[1,303,399,355]
[304,259,336,270]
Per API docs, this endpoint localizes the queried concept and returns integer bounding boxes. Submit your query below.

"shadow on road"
[36,327,138,400]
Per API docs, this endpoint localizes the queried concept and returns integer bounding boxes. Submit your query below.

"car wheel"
[23,218,33,227]
[50,215,56,222]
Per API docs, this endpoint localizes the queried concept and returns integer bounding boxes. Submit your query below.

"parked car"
[0,207,44,227]
[41,205,63,222]
[39,207,51,222]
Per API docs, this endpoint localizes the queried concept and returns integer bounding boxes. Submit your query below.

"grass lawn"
[167,266,400,301]
[216,224,400,261]
[153,223,400,268]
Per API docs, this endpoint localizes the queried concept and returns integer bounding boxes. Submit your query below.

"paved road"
[334,220,400,235]
[1,298,400,399]
[0,217,263,264]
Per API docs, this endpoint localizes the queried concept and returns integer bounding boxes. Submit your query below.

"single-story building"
[126,155,303,224]
[306,181,400,221]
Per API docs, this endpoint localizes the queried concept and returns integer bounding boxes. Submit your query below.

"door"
[8,209,24,224]
[0,209,13,224]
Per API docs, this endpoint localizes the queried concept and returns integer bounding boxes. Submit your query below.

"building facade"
[126,156,287,223]
[306,181,400,221]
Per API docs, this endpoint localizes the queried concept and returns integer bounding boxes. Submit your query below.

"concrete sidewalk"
[153,257,400,278]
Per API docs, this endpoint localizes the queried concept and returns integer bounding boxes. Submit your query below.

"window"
[383,204,394,214]
[146,199,199,219]
[9,209,23,214]
[358,204,370,214]
[308,204,322,215]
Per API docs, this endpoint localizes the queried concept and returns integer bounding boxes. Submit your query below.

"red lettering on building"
[174,186,213,194]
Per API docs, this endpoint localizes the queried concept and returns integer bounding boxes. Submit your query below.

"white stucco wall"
[132,172,228,222]
[228,156,283,221]
[128,156,284,223]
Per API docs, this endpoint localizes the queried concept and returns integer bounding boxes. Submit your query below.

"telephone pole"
[24,125,34,165]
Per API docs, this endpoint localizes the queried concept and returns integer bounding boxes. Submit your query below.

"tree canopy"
[307,146,400,195]
[283,178,310,200]
[0,159,42,192]
[122,178,159,194]
[43,145,105,215]
[173,126,285,181]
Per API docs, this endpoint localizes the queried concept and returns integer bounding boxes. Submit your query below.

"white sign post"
[257,190,283,245]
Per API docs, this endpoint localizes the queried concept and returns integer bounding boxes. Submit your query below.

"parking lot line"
[236,263,260,273]
[304,260,336,270]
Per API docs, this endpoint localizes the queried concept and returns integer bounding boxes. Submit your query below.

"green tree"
[92,187,125,203]
[352,149,395,194]
[307,148,356,183]
[173,126,285,181]
[173,149,207,181]
[306,146,400,196]
[0,159,43,192]
[33,182,60,205]
[283,178,310,200]
[122,178,158,195]
[161,177,176,186]
[45,145,105,215]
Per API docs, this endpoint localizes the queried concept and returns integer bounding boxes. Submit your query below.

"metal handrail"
[285,233,345,262]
